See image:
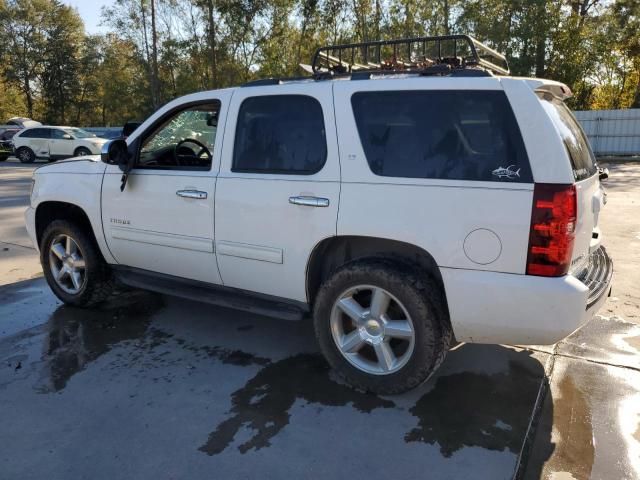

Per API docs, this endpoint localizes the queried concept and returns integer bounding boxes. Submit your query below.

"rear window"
[540,97,597,181]
[351,90,532,182]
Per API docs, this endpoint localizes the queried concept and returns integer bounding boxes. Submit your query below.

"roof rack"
[310,34,509,77]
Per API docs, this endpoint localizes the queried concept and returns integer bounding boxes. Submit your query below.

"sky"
[60,0,115,35]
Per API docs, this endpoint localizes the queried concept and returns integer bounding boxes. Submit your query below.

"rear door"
[539,98,602,273]
[28,128,52,159]
[214,84,340,302]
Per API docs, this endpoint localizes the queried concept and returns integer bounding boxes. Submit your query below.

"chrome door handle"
[289,196,330,207]
[176,190,207,199]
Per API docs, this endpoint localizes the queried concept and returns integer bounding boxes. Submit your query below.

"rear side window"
[20,128,50,139]
[351,90,532,182]
[233,95,327,174]
[540,97,597,181]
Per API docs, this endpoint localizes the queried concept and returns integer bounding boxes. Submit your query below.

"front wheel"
[41,220,116,307]
[313,260,451,395]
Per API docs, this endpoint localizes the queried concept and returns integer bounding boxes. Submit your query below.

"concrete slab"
[557,314,640,371]
[0,278,549,480]
[521,355,640,480]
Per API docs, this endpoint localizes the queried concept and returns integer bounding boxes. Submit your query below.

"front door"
[101,95,228,284]
[215,84,340,303]
[49,129,75,159]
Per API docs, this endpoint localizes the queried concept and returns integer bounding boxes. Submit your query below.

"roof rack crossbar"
[311,34,509,76]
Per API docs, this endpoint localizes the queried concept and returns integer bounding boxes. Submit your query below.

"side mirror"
[101,139,133,172]
[62,134,73,140]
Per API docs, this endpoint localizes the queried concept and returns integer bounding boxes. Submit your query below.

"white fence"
[574,109,640,157]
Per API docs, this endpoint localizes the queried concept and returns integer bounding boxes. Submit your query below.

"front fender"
[32,161,116,264]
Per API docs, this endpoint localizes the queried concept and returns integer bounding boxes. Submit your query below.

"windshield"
[65,128,96,139]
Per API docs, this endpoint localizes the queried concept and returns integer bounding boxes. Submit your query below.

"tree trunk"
[206,0,217,89]
[443,0,451,35]
[632,77,640,108]
[150,0,160,109]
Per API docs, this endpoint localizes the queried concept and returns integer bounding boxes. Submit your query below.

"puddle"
[199,353,395,455]
[405,359,542,456]
[39,292,163,392]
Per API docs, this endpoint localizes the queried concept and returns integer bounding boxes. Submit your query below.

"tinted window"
[540,97,597,181]
[21,128,50,139]
[351,91,532,182]
[233,95,327,174]
[51,129,67,139]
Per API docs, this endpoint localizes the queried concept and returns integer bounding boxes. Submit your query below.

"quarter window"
[540,97,597,181]
[232,95,327,174]
[351,90,532,182]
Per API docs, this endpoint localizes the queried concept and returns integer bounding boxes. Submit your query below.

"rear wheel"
[16,147,35,163]
[313,259,451,394]
[41,220,116,307]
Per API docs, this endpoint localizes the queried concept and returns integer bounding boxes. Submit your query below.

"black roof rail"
[311,34,509,76]
[241,76,311,87]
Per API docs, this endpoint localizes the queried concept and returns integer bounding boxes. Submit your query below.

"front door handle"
[289,196,330,207]
[177,190,207,199]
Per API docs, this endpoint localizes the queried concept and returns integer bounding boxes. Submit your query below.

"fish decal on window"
[492,165,521,179]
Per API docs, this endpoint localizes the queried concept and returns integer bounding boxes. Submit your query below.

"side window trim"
[231,94,328,175]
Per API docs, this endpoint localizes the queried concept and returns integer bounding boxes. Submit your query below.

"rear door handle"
[289,196,330,207]
[177,190,207,199]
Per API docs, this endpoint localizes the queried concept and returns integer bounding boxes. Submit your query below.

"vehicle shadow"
[31,294,555,475]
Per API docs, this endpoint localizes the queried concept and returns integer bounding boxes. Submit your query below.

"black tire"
[74,147,92,157]
[313,259,452,395]
[40,220,117,307]
[16,147,35,163]
[0,155,8,162]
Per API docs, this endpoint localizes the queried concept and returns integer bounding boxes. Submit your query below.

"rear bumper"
[442,246,613,345]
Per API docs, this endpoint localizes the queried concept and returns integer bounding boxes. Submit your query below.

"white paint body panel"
[333,77,533,274]
[214,82,340,302]
[28,159,115,263]
[25,76,610,346]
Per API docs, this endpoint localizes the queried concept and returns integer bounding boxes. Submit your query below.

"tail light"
[526,183,577,277]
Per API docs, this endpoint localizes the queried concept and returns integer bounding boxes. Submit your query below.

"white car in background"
[13,126,108,163]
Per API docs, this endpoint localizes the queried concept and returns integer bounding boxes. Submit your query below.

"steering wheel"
[174,138,212,166]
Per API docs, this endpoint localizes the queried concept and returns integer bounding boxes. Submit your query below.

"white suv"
[24,35,612,393]
[13,126,108,163]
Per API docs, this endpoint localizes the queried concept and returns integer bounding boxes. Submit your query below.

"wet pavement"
[1,278,639,479]
[1,160,639,479]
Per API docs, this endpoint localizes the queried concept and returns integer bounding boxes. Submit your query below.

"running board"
[112,266,308,321]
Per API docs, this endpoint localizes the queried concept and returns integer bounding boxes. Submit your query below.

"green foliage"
[0,0,639,125]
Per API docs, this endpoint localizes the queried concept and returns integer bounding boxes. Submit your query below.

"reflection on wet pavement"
[406,354,542,457]
[41,293,163,392]
[199,353,395,455]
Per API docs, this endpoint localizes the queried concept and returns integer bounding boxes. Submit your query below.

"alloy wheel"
[48,234,87,294]
[330,285,415,375]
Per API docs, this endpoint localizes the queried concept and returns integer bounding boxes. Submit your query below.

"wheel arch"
[306,235,447,309]
[36,202,106,262]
